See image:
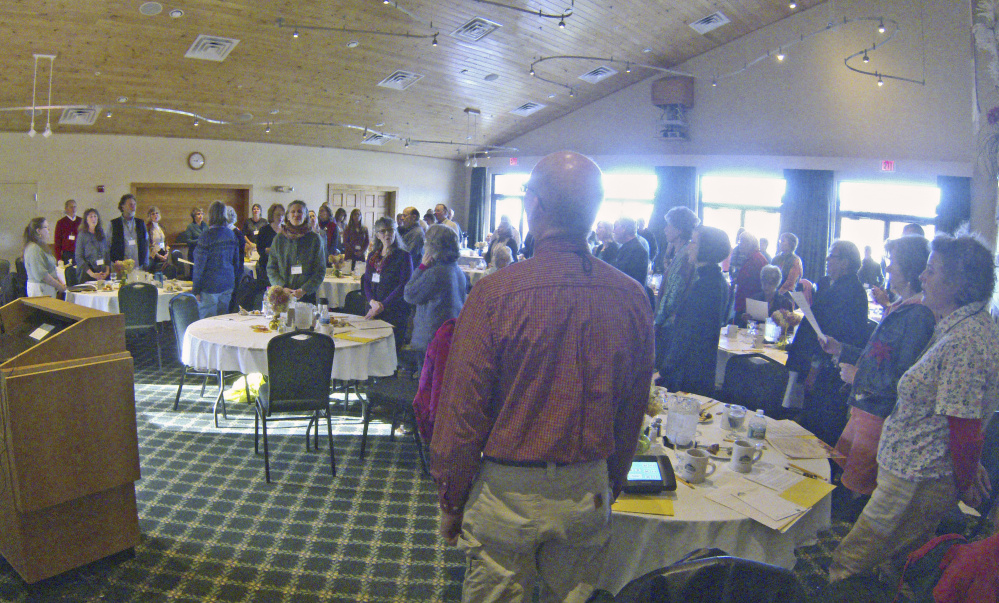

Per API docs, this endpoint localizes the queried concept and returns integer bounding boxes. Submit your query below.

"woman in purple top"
[362,216,413,350]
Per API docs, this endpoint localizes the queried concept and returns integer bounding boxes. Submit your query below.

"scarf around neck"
[282,220,311,240]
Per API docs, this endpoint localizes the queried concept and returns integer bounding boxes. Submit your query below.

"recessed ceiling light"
[138,2,163,16]
[169,9,184,18]
[460,69,469,74]
[484,73,499,81]
[642,47,652,53]
[94,71,101,76]
[117,96,128,103]
[346,40,359,48]
[375,122,385,127]
[269,109,280,115]
[548,93,556,98]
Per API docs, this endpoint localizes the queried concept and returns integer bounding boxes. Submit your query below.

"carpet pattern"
[0,332,955,602]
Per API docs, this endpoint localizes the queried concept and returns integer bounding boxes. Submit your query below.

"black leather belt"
[482,455,572,468]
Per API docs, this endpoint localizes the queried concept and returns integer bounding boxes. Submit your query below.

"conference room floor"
[0,331,883,601]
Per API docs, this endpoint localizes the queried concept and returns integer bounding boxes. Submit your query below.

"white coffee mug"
[725,324,738,338]
[680,448,716,484]
[729,439,764,473]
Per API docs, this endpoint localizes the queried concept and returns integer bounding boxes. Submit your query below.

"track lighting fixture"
[776,48,785,62]
[558,18,565,29]
[432,33,438,46]
[292,27,299,38]
[530,67,535,76]
[878,19,885,34]
[626,63,631,73]
[193,120,200,127]
[42,125,51,138]
[862,50,870,63]
[789,0,796,8]
[265,123,271,133]
[404,139,410,148]
[711,77,717,87]
[877,73,884,87]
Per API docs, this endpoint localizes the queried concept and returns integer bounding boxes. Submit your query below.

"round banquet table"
[65,286,182,322]
[181,313,397,381]
[598,395,832,594]
[318,274,362,308]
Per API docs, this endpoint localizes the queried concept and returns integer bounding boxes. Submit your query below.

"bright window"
[836,181,939,262]
[700,175,785,253]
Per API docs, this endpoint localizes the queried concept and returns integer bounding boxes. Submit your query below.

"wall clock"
[187,152,205,170]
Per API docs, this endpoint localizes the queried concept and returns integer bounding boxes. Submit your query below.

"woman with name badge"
[362,216,413,350]
[74,208,111,283]
[23,217,66,297]
[266,200,325,305]
[343,208,370,269]
[244,203,267,250]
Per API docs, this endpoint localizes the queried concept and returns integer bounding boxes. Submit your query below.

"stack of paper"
[612,495,674,517]
[705,463,835,532]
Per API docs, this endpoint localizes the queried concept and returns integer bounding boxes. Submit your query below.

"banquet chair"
[719,353,790,419]
[170,249,188,279]
[64,265,79,288]
[613,555,807,603]
[170,293,227,425]
[341,289,368,316]
[254,330,336,483]
[119,282,162,369]
[358,369,429,475]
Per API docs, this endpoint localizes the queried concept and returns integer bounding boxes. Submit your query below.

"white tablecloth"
[318,275,362,308]
[66,287,181,322]
[460,268,487,287]
[181,314,397,381]
[599,400,831,593]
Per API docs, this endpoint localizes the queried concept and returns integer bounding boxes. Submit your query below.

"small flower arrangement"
[328,254,346,277]
[267,286,291,314]
[112,259,135,280]
[771,309,802,349]
[474,241,487,250]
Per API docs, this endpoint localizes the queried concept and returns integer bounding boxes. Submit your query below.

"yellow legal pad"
[779,476,836,509]
[333,333,378,343]
[612,495,674,517]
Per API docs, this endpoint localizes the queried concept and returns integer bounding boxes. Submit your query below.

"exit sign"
[509,157,518,166]
[881,160,895,172]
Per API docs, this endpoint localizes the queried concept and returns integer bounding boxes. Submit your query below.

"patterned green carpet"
[0,332,919,602]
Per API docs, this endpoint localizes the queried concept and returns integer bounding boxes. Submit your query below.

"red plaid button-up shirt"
[429,234,655,513]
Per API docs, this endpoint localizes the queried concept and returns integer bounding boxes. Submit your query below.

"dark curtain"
[649,166,697,265]
[935,175,971,235]
[467,167,487,247]
[780,169,835,284]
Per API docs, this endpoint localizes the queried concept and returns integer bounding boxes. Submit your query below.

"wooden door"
[328,185,397,232]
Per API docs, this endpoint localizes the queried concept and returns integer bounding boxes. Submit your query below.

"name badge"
[291,265,303,275]
[128,239,136,246]
[96,259,105,266]
[68,235,75,241]
[371,272,381,283]
[355,245,362,251]
[253,230,259,236]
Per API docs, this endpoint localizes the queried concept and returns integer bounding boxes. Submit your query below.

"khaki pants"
[829,466,956,582]
[458,459,611,603]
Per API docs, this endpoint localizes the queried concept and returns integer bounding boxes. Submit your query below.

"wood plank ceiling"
[0,0,821,159]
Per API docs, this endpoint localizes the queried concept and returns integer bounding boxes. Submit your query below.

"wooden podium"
[0,296,140,583]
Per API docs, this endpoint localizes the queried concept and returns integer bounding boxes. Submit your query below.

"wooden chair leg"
[174,366,188,410]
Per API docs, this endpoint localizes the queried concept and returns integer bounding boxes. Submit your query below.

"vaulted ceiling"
[0,0,822,159]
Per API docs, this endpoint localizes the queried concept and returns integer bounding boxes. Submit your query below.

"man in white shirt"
[434,203,461,238]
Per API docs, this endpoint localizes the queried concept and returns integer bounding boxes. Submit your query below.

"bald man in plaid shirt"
[430,151,655,602]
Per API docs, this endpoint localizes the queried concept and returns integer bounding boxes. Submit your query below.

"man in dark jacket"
[612,217,650,286]
[109,193,149,268]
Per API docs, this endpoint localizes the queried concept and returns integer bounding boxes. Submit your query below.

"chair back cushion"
[720,353,789,417]
[118,282,158,327]
[342,289,367,316]
[64,265,79,287]
[266,330,335,412]
[170,293,201,351]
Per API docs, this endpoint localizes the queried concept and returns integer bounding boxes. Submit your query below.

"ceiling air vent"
[578,66,618,84]
[510,102,546,117]
[689,12,730,35]
[184,35,240,62]
[361,133,390,146]
[377,70,424,91]
[451,17,502,43]
[58,107,99,126]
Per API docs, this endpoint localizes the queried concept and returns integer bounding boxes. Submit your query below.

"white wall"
[503,0,972,179]
[0,133,466,242]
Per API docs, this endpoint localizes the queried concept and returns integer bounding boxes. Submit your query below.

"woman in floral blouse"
[829,232,999,584]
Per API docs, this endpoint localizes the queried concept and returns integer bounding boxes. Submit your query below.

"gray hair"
[224,205,237,226]
[423,224,459,264]
[491,245,513,269]
[207,201,227,227]
[739,231,760,251]
[830,239,863,274]
[665,207,699,241]
[614,217,637,237]
[931,232,997,306]
[760,265,782,289]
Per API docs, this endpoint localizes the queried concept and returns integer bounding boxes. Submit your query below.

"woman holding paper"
[742,265,793,324]
[783,239,868,445]
[819,235,934,505]
[829,232,999,583]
